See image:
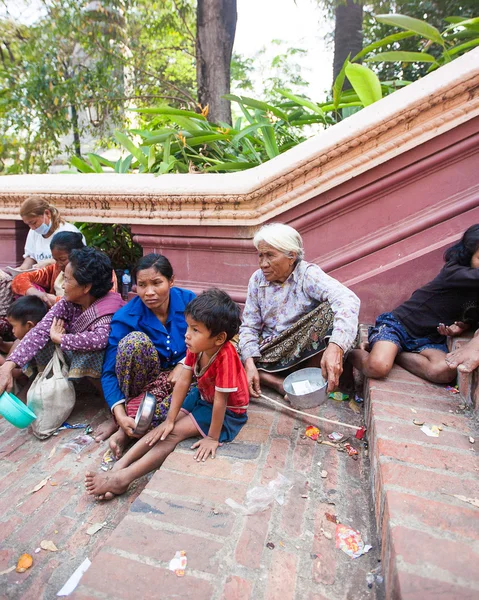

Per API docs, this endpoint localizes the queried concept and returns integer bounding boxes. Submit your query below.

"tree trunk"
[71,104,82,158]
[333,0,363,87]
[196,0,237,125]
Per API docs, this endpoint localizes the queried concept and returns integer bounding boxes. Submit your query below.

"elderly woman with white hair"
[239,223,360,397]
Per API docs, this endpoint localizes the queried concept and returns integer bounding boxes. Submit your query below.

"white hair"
[253,223,304,260]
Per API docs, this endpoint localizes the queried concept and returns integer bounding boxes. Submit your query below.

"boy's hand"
[191,436,219,462]
[146,418,175,447]
[437,321,468,337]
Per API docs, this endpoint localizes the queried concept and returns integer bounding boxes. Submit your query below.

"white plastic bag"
[27,347,76,440]
[225,473,292,515]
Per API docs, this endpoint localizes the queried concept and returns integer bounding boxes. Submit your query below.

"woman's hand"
[50,318,65,344]
[245,357,261,398]
[167,363,183,388]
[26,288,56,308]
[117,414,138,438]
[146,418,175,447]
[0,361,16,396]
[320,343,344,393]
[191,436,219,462]
[437,321,468,337]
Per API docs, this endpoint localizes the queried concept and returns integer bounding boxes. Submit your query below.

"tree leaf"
[278,89,325,117]
[70,156,95,173]
[447,38,479,57]
[114,131,148,168]
[352,31,417,62]
[223,94,288,121]
[375,14,444,46]
[345,63,382,107]
[130,106,206,120]
[366,51,437,63]
[86,153,104,173]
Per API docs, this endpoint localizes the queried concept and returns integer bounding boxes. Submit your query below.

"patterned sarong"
[255,302,335,373]
[115,331,173,428]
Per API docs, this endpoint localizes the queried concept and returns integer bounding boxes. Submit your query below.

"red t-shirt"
[184,342,249,414]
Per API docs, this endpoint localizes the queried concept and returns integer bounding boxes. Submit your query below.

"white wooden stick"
[258,393,362,432]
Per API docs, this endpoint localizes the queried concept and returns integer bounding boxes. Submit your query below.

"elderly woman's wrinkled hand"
[245,358,261,398]
[0,361,15,396]
[321,343,344,393]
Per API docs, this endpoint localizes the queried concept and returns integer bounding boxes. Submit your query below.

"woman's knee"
[366,354,394,379]
[117,331,154,354]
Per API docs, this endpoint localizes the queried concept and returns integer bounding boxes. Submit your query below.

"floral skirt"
[24,340,105,380]
[255,302,336,373]
[115,331,173,427]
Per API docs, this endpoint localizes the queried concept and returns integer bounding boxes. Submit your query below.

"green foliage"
[69,9,478,178]
[74,222,142,270]
[362,1,478,81]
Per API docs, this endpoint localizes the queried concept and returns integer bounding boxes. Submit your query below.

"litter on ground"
[168,550,187,577]
[336,524,372,559]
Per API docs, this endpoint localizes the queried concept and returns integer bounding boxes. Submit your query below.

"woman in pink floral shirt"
[239,223,360,398]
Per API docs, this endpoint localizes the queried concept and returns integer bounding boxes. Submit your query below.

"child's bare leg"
[349,342,399,379]
[396,348,456,384]
[85,414,198,500]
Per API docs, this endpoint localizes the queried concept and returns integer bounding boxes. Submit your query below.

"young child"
[85,288,249,500]
[0,296,48,368]
[351,224,479,384]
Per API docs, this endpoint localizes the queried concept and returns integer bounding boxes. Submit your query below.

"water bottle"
[121,269,131,300]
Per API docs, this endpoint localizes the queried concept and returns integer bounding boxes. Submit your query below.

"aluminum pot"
[133,391,156,436]
[283,368,328,410]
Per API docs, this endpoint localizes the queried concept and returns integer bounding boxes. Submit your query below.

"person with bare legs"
[101,254,195,459]
[350,225,479,383]
[85,289,249,500]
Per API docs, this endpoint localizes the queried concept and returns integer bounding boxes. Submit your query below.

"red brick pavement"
[69,393,380,600]
[0,389,148,600]
[365,363,479,600]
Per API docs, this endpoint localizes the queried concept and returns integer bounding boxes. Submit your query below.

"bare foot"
[259,371,285,396]
[85,470,129,500]
[446,339,479,373]
[109,428,129,459]
[94,417,118,443]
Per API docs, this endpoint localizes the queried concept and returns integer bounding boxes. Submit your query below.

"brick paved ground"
[366,364,479,600]
[0,386,149,600]
[70,392,381,600]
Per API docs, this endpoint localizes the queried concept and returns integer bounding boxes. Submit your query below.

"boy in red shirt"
[85,289,248,500]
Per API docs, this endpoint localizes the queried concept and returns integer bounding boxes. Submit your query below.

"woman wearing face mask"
[0,198,85,337]
[17,197,85,270]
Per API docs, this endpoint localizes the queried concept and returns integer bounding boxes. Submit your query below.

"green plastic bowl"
[0,391,37,428]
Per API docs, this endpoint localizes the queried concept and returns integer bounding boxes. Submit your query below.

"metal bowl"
[133,391,156,436]
[283,368,328,410]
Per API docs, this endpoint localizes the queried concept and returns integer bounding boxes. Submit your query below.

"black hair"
[444,225,479,266]
[135,253,173,280]
[7,296,48,325]
[50,231,84,253]
[68,247,113,298]
[185,288,240,342]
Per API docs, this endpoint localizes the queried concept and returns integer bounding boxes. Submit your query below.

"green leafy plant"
[74,222,142,270]
[68,12,478,176]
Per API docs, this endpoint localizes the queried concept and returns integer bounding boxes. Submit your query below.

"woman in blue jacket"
[101,253,195,457]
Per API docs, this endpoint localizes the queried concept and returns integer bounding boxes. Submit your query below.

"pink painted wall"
[132,117,479,323]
